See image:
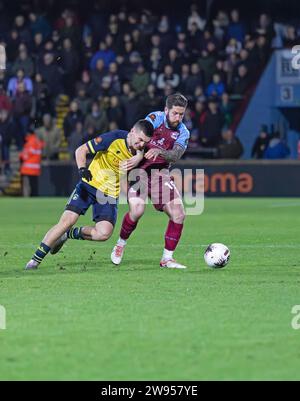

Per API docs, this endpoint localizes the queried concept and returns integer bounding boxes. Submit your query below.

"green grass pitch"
[0,197,300,380]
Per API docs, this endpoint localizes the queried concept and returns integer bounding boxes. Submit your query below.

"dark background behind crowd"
[0,0,299,176]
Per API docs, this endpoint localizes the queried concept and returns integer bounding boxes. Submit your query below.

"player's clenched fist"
[78,167,93,181]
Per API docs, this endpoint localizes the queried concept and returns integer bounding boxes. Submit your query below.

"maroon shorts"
[128,170,182,211]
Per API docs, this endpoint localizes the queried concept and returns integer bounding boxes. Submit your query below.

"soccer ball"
[204,243,230,268]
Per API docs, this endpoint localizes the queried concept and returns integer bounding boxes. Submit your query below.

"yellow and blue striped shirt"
[83,130,132,198]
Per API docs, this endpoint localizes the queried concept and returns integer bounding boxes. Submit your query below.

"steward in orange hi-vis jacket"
[19,132,44,196]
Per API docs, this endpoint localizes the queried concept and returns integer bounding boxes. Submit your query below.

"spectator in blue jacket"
[226,9,246,44]
[90,41,116,69]
[207,73,225,97]
[263,132,290,159]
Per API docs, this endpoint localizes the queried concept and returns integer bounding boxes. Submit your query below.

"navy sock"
[33,242,51,263]
[67,227,84,240]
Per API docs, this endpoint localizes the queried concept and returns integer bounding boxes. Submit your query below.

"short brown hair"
[166,92,188,109]
[133,119,154,137]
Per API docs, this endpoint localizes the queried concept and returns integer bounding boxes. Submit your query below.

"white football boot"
[111,243,126,265]
[25,259,39,270]
[160,259,187,269]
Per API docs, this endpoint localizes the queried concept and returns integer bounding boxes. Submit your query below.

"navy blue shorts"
[65,181,118,226]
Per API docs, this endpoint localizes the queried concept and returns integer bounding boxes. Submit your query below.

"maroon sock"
[120,212,138,240]
[165,220,183,251]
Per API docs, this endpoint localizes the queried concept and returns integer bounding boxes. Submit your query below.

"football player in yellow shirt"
[25,119,153,270]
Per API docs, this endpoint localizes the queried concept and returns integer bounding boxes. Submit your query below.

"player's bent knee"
[93,231,112,241]
[132,207,144,220]
[174,210,185,224]
[59,211,78,228]
[101,232,112,241]
[93,220,114,241]
[168,204,186,224]
[129,201,145,220]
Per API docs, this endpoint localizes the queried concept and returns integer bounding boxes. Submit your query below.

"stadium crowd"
[0,0,296,175]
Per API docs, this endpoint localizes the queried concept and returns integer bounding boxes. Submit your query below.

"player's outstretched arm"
[144,144,185,163]
[75,144,93,181]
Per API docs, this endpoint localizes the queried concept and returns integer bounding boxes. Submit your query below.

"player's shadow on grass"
[0,264,157,278]
[0,267,102,278]
[52,260,158,272]
[0,256,182,277]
